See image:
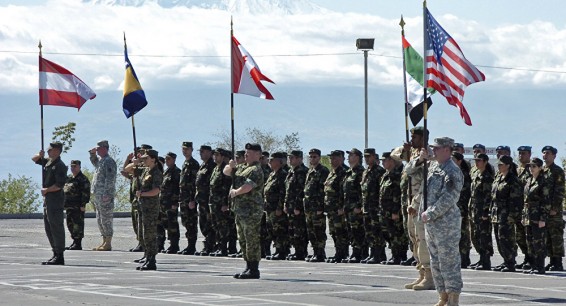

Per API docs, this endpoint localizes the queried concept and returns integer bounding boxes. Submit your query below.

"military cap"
[410,126,428,136]
[542,145,557,155]
[236,150,245,157]
[517,146,532,152]
[270,152,286,159]
[141,149,159,159]
[289,150,303,158]
[473,143,486,150]
[48,142,63,151]
[182,141,193,148]
[380,152,392,160]
[158,156,165,164]
[70,160,81,166]
[308,148,321,156]
[327,150,345,157]
[453,143,464,149]
[96,140,109,148]
[262,151,270,157]
[165,152,177,159]
[347,148,363,157]
[429,137,455,148]
[216,148,230,157]
[199,145,212,151]
[496,145,511,152]
[245,143,262,152]
[364,148,376,156]
[140,144,153,150]
[473,153,489,162]
[452,152,464,161]
[226,151,233,159]
[528,157,543,168]
[498,155,514,165]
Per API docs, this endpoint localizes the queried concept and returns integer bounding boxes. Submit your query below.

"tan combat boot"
[404,268,424,289]
[434,292,448,306]
[95,236,112,251]
[413,268,435,290]
[446,292,459,306]
[93,237,105,251]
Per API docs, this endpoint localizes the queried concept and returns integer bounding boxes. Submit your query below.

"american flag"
[425,8,485,126]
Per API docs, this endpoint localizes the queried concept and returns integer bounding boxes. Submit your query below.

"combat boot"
[460,251,471,269]
[446,292,459,306]
[134,256,146,263]
[309,248,326,262]
[130,242,144,252]
[233,261,250,278]
[500,261,516,272]
[413,268,435,290]
[530,256,546,275]
[344,248,362,263]
[194,242,210,256]
[164,240,180,254]
[66,240,76,250]
[157,237,165,253]
[288,248,306,261]
[94,236,112,251]
[366,247,384,264]
[139,255,157,271]
[68,239,82,250]
[43,253,64,265]
[41,252,56,265]
[360,247,375,264]
[549,257,564,271]
[515,256,530,270]
[238,261,260,279]
[404,268,424,289]
[401,256,416,266]
[264,241,272,258]
[475,254,491,270]
[434,292,448,306]
[93,237,105,251]
[468,258,481,269]
[178,239,196,255]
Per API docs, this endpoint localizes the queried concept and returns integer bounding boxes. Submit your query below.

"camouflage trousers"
[94,194,114,237]
[131,199,140,241]
[210,204,233,245]
[260,211,272,249]
[44,201,66,254]
[363,211,385,249]
[64,204,85,239]
[401,205,413,251]
[546,215,565,257]
[268,210,289,249]
[327,211,349,251]
[514,220,529,257]
[288,211,308,252]
[305,210,327,250]
[381,214,407,256]
[140,197,160,257]
[346,210,365,250]
[408,214,430,269]
[470,217,493,256]
[196,200,214,248]
[235,210,263,262]
[425,209,462,294]
[526,223,546,259]
[459,215,472,255]
[179,201,198,241]
[157,203,180,242]
[494,221,516,264]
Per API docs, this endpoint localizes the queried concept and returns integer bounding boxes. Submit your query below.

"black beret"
[236,150,245,157]
[542,145,557,155]
[245,143,262,152]
[347,148,363,157]
[165,152,177,159]
[472,144,485,150]
[140,144,153,150]
[496,145,511,152]
[517,146,532,152]
[48,142,63,150]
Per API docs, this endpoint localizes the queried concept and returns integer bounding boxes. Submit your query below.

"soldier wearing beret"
[284,150,309,260]
[63,160,90,251]
[264,152,290,260]
[324,150,349,263]
[541,146,565,271]
[158,152,181,254]
[32,142,68,265]
[178,141,201,255]
[208,148,233,256]
[194,145,216,256]
[515,146,533,270]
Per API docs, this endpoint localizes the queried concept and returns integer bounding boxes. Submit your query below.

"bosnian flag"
[39,57,96,110]
[231,36,275,100]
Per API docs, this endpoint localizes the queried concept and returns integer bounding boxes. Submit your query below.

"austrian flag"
[231,36,275,100]
[39,57,96,110]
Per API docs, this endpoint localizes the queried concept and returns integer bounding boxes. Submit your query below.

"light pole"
[356,38,374,149]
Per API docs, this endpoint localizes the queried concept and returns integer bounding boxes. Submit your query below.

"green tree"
[211,127,301,153]
[51,122,76,153]
[0,174,41,213]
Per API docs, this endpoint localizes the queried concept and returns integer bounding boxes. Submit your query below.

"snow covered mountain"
[83,0,328,14]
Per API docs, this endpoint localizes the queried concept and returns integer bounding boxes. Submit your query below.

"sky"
[1,0,566,188]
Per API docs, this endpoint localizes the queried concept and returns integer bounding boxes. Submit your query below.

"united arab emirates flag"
[403,37,434,126]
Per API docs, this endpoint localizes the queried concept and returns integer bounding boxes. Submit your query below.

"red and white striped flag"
[231,36,275,100]
[39,57,96,110]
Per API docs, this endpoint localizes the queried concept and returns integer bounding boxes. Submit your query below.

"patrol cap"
[528,157,543,168]
[410,126,428,136]
[96,140,109,148]
[308,148,321,156]
[165,152,177,159]
[48,142,63,151]
[262,151,270,158]
[496,145,511,152]
[270,152,286,159]
[473,153,489,162]
[289,150,303,158]
[235,150,245,158]
[452,152,464,161]
[199,145,212,151]
[70,160,81,166]
[517,146,532,152]
[182,141,193,148]
[141,149,159,159]
[140,144,153,150]
[429,137,455,148]
[453,143,464,149]
[327,150,345,157]
[473,143,485,150]
[497,155,514,165]
[363,148,376,156]
[542,145,557,155]
[347,148,363,157]
[245,143,262,152]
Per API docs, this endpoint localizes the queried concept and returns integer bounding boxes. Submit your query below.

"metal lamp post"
[356,38,374,148]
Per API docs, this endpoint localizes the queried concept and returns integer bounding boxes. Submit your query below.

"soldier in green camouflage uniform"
[324,150,349,263]
[260,151,272,258]
[158,152,181,254]
[452,152,472,268]
[491,155,523,272]
[194,145,216,255]
[541,146,565,271]
[303,148,330,262]
[522,157,550,274]
[208,148,232,256]
[515,146,533,269]
[225,143,265,279]
[178,142,200,255]
[265,152,289,260]
[341,148,365,263]
[63,160,90,251]
[284,150,308,260]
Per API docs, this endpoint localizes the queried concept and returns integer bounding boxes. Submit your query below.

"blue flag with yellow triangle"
[122,42,147,118]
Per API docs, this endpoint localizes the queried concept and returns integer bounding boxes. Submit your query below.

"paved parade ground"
[1,217,565,306]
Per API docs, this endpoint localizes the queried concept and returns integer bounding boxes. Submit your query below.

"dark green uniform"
[516,164,532,265]
[457,166,472,263]
[209,161,232,255]
[379,165,404,261]
[264,167,288,258]
[63,171,90,240]
[285,163,308,259]
[324,164,348,262]
[158,164,181,250]
[361,162,386,262]
[343,164,365,261]
[469,167,494,269]
[543,163,565,266]
[194,158,216,253]
[136,166,163,258]
[304,163,330,259]
[179,157,199,253]
[523,174,550,273]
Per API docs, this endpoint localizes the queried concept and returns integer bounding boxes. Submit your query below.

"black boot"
[157,237,165,253]
[401,256,416,266]
[68,239,82,250]
[344,248,362,263]
[195,241,210,256]
[361,247,374,264]
[140,255,157,271]
[531,256,546,275]
[65,240,76,250]
[164,240,180,254]
[228,239,238,255]
[288,248,306,261]
[238,261,260,279]
[178,239,196,255]
[234,261,250,278]
[500,260,516,272]
[549,257,564,271]
[461,251,471,269]
[365,247,381,264]
[43,253,64,265]
[475,254,491,270]
[41,252,57,265]
[309,248,326,262]
[134,255,146,263]
[130,242,144,252]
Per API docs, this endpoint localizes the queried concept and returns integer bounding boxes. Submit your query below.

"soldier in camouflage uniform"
[265,152,289,260]
[260,151,273,257]
[515,146,533,269]
[360,148,386,264]
[225,143,265,279]
[284,150,308,260]
[419,137,464,306]
[208,148,232,256]
[125,149,163,270]
[522,157,550,274]
[303,148,330,262]
[324,150,349,263]
[341,148,365,263]
[541,146,565,271]
[178,142,200,255]
[33,142,68,265]
[491,155,523,272]
[89,140,117,251]
[452,152,472,268]
[194,145,216,256]
[63,160,90,251]
[226,151,239,256]
[158,152,181,254]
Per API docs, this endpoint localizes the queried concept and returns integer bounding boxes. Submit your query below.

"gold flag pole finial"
[399,15,405,35]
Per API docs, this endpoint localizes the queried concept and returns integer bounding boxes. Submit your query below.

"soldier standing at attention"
[260,151,272,258]
[178,142,200,255]
[541,146,565,271]
[208,148,232,256]
[515,146,533,270]
[284,150,308,260]
[194,145,216,256]
[89,140,117,251]
[63,160,90,251]
[264,152,289,260]
[420,137,464,306]
[225,143,265,279]
[303,148,330,262]
[158,152,181,254]
[32,142,68,265]
[324,150,349,263]
[341,148,365,263]
[379,151,404,265]
[452,152,472,269]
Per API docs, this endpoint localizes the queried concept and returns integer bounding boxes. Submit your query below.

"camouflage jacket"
[379,167,402,217]
[403,148,430,210]
[36,157,67,205]
[420,159,463,222]
[179,157,199,203]
[160,165,181,206]
[523,174,551,224]
[231,161,264,216]
[517,164,532,188]
[361,163,385,213]
[89,154,117,197]
[264,167,287,212]
[343,164,364,211]
[491,172,522,224]
[469,168,494,220]
[135,166,163,207]
[543,163,565,213]
[284,163,308,211]
[195,158,216,204]
[303,163,330,212]
[209,161,232,209]
[456,168,471,218]
[324,165,347,212]
[63,171,91,207]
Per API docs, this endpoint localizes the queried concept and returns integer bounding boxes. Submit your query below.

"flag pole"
[124,33,138,152]
[400,16,410,145]
[422,0,429,211]
[38,40,45,186]
[230,16,235,156]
